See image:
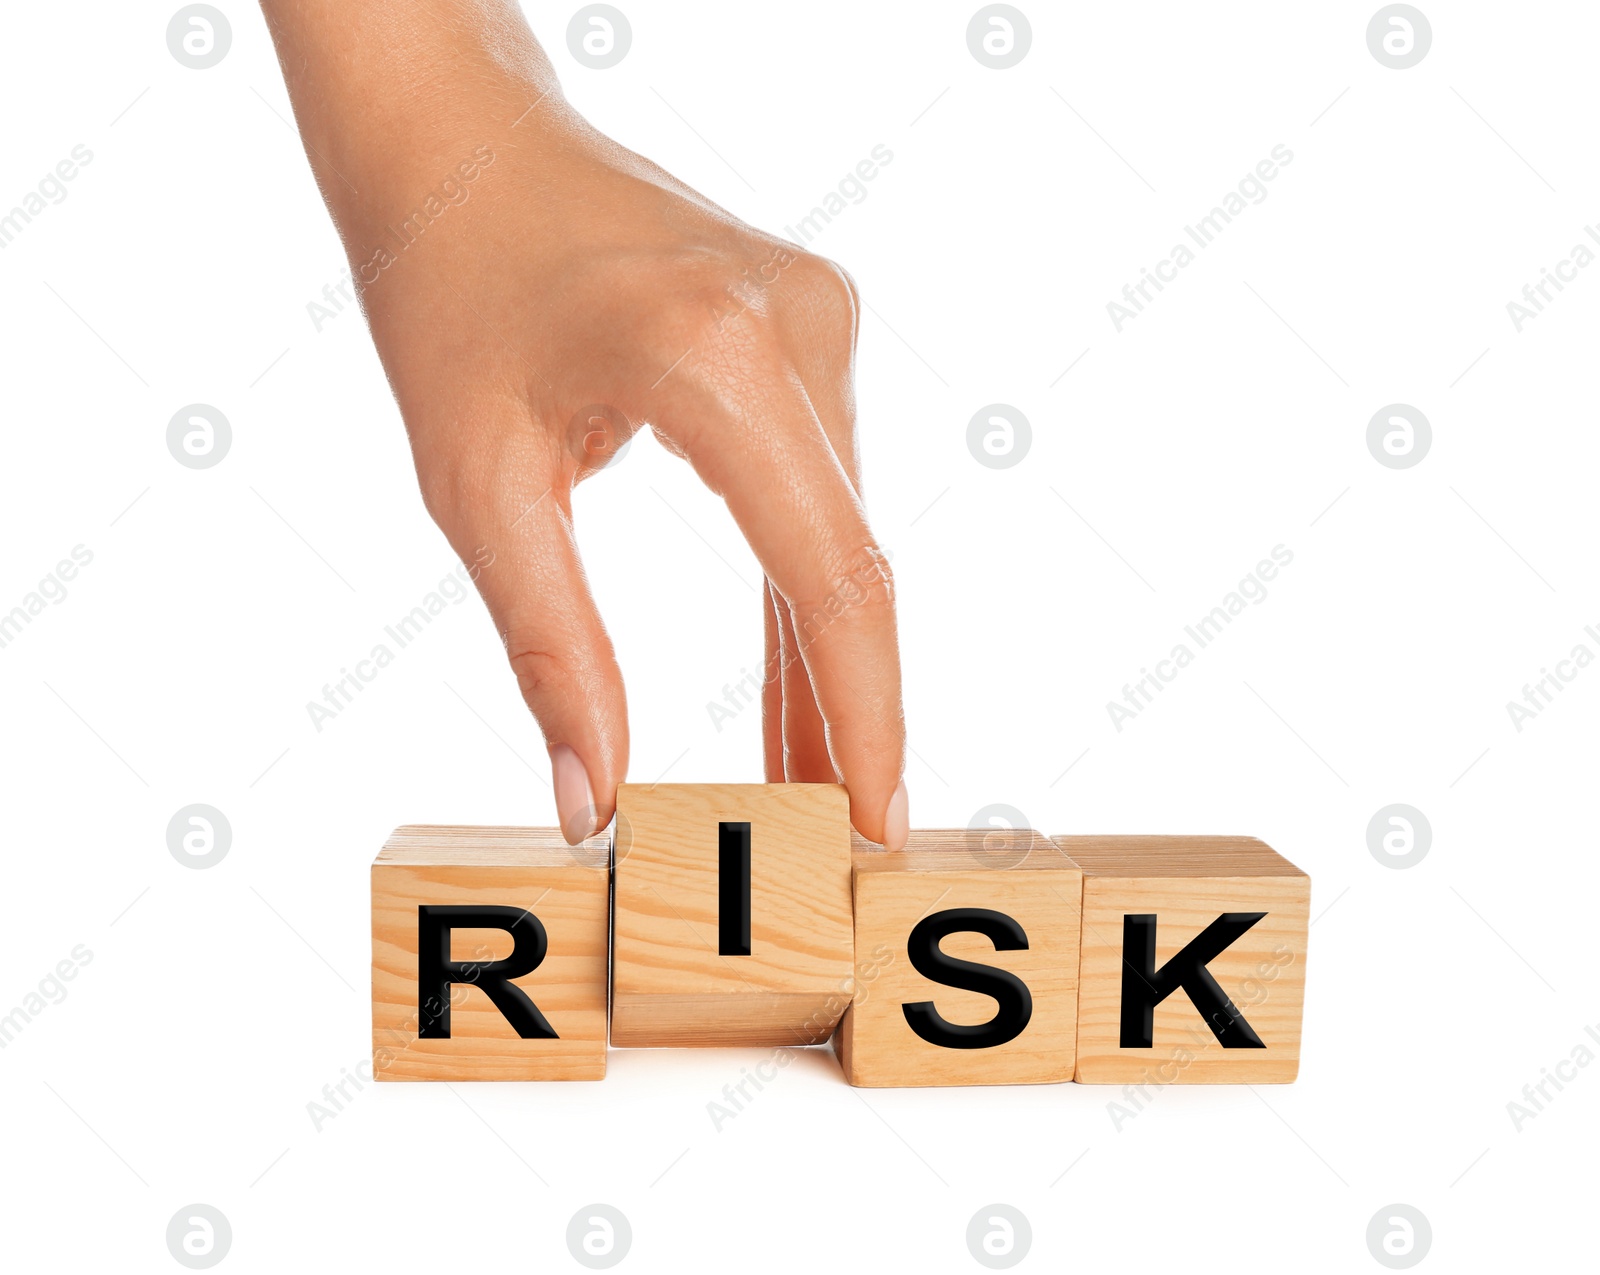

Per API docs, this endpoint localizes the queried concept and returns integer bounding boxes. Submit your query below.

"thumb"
[461,487,628,844]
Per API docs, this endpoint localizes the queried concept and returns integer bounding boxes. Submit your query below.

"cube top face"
[852,828,1080,873]
[611,783,853,1047]
[377,824,609,870]
[371,827,610,1081]
[1056,834,1301,879]
[1053,835,1309,1085]
[837,831,1083,1087]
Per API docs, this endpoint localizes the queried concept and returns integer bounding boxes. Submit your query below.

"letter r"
[417,905,557,1039]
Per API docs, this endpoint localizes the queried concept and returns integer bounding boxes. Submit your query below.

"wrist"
[260,0,573,234]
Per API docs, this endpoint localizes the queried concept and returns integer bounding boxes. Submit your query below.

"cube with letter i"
[832,829,1083,1086]
[370,826,610,1080]
[610,783,854,1047]
[1058,835,1309,1084]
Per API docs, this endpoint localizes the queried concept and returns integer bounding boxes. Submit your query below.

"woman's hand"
[262,0,908,847]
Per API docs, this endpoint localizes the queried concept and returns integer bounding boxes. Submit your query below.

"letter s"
[901,908,1032,1049]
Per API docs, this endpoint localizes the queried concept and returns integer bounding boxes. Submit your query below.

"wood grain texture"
[833,830,1082,1087]
[1052,835,1309,1085]
[1063,835,1305,878]
[371,826,609,1081]
[611,783,853,1047]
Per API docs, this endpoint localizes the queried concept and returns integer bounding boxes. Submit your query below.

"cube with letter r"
[370,825,609,1080]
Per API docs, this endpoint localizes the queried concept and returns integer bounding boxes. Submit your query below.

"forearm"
[258,0,570,236]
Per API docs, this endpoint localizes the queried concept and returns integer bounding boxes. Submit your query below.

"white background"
[1,0,1594,1269]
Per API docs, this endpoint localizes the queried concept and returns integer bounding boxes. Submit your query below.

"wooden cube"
[371,826,610,1080]
[833,830,1083,1087]
[611,783,853,1047]
[1057,835,1309,1084]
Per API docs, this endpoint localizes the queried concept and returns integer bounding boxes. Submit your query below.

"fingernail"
[884,779,909,851]
[551,743,597,845]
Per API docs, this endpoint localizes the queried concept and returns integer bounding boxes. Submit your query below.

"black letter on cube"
[417,904,557,1040]
[901,907,1033,1049]
[1119,912,1266,1049]
[718,821,752,956]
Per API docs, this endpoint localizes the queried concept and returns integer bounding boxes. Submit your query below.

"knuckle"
[806,252,860,309]
[408,406,556,529]
[780,251,858,337]
[415,462,486,541]
[644,244,861,449]
[831,260,862,312]
[635,253,773,341]
[652,245,857,357]
[790,542,896,625]
[643,280,782,409]
[506,641,568,706]
[414,466,457,527]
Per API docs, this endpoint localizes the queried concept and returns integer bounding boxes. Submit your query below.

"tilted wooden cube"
[833,830,1083,1087]
[1057,835,1309,1084]
[611,783,853,1047]
[371,826,610,1080]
